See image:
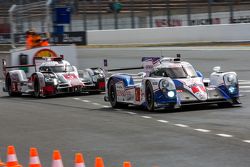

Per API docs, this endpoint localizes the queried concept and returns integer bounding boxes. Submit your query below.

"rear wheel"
[145,81,154,111]
[33,75,41,97]
[108,80,127,108]
[6,74,21,97]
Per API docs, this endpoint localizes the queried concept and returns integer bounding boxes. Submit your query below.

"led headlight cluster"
[159,80,169,90]
[44,73,58,85]
[224,73,237,85]
[167,91,175,98]
[228,86,237,94]
[224,73,238,94]
[159,79,176,98]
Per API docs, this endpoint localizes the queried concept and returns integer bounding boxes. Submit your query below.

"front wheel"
[145,81,154,111]
[108,80,119,108]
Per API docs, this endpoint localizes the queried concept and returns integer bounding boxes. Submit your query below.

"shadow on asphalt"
[0,92,104,100]
[109,104,242,115]
[0,93,242,115]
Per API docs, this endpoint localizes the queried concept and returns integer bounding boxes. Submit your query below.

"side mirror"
[196,71,203,78]
[2,59,7,77]
[138,72,146,78]
[213,66,221,73]
[72,66,77,72]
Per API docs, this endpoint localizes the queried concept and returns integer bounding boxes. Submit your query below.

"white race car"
[104,55,240,111]
[2,57,105,97]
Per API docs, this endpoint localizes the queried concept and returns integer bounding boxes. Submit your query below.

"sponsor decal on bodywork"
[116,81,135,102]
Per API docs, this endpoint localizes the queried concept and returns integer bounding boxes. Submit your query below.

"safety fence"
[0,145,133,167]
[1,0,250,46]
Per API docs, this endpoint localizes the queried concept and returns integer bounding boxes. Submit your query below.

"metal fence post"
[148,0,153,28]
[8,4,16,48]
[208,0,212,24]
[186,0,191,26]
[130,0,135,28]
[97,0,102,30]
[82,1,87,31]
[229,0,234,23]
[166,0,171,26]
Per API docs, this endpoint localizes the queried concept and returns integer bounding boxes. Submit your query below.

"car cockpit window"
[39,65,74,73]
[150,65,197,79]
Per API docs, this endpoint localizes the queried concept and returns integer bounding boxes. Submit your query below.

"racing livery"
[2,57,105,97]
[104,55,240,111]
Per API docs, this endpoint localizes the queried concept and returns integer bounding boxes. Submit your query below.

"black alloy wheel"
[145,81,154,111]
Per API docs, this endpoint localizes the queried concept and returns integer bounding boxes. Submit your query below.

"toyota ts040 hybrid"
[2,57,105,97]
[104,55,240,111]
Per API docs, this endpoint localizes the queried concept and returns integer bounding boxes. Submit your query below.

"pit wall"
[88,23,250,45]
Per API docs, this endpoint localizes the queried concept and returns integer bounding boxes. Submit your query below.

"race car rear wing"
[2,59,36,77]
[2,56,64,77]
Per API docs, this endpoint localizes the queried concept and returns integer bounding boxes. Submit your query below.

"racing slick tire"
[108,80,127,108]
[5,74,21,97]
[145,81,154,111]
[33,75,41,97]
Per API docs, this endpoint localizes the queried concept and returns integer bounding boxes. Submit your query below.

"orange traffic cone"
[29,148,41,167]
[74,153,85,167]
[6,145,22,167]
[51,150,64,167]
[123,161,132,167]
[95,157,105,167]
[0,158,5,166]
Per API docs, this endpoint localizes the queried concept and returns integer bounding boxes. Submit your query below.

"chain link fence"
[0,0,250,44]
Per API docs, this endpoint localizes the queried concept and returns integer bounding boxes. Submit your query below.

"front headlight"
[92,76,97,82]
[44,77,52,82]
[53,79,58,85]
[159,79,175,90]
[224,73,237,85]
[167,91,175,98]
[159,80,169,90]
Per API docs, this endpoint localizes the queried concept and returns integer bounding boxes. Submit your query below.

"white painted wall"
[88,23,250,45]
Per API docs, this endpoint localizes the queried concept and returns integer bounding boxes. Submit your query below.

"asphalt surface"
[0,51,250,167]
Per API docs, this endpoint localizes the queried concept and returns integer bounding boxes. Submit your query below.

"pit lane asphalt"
[0,52,250,167]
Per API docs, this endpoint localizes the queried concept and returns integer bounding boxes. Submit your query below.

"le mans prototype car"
[104,55,240,111]
[2,57,105,97]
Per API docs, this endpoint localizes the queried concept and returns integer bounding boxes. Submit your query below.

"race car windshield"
[40,65,74,73]
[151,66,197,78]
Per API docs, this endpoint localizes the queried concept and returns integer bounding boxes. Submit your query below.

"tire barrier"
[1,146,133,167]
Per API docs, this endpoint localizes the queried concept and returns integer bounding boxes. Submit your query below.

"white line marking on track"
[82,100,90,103]
[92,103,101,106]
[239,82,250,85]
[157,120,169,123]
[194,129,211,133]
[174,124,189,128]
[216,134,233,138]
[239,86,250,89]
[240,90,250,93]
[103,105,110,108]
[126,112,137,115]
[239,80,249,82]
[141,116,152,119]
[73,98,80,100]
[243,140,250,143]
